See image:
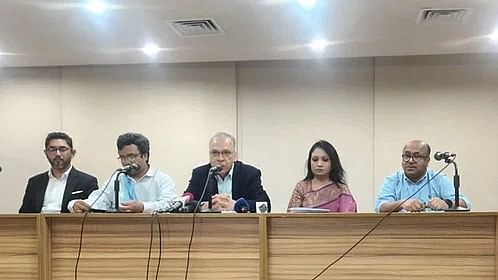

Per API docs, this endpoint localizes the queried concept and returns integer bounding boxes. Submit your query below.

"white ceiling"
[1,0,498,67]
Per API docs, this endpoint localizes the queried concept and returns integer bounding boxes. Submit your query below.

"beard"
[49,156,71,171]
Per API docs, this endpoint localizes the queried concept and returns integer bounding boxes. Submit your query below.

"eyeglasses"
[209,150,234,158]
[401,154,429,162]
[117,153,141,162]
[46,147,71,154]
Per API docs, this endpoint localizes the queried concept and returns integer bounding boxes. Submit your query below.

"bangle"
[444,199,453,208]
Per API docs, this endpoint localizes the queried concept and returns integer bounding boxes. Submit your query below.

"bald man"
[375,140,471,212]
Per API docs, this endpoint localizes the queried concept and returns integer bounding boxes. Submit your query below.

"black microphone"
[164,192,194,212]
[209,165,222,173]
[0,166,2,173]
[117,163,138,173]
[434,151,456,161]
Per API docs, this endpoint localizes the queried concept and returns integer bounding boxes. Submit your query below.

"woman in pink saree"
[287,140,357,212]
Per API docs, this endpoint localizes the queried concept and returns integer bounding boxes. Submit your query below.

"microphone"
[116,163,138,173]
[165,192,194,213]
[0,166,2,173]
[434,151,456,161]
[234,198,250,213]
[209,165,222,173]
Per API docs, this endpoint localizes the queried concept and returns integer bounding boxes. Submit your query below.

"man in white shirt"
[19,132,98,213]
[70,132,177,213]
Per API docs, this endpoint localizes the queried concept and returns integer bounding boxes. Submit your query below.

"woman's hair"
[304,140,346,184]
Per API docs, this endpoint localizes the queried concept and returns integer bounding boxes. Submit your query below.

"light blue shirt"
[375,169,471,212]
[69,168,177,213]
[215,165,233,197]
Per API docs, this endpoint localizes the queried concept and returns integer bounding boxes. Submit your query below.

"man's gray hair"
[209,132,236,147]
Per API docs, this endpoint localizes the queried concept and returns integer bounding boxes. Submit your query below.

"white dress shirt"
[42,166,72,213]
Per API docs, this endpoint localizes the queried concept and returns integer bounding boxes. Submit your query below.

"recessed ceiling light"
[142,43,160,56]
[309,39,328,51]
[297,0,317,9]
[489,29,498,41]
[85,0,107,15]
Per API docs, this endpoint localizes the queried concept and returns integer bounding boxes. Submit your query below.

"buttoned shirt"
[42,166,73,213]
[68,167,177,213]
[375,169,472,212]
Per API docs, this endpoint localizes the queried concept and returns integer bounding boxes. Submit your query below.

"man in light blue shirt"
[69,133,177,213]
[375,140,471,212]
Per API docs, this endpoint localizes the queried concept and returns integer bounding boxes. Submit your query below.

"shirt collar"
[404,171,427,184]
[128,166,155,182]
[216,163,234,181]
[48,165,72,180]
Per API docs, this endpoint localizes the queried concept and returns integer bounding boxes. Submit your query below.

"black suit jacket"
[19,167,98,213]
[185,161,271,212]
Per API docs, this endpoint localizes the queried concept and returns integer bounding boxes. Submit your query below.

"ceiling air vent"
[169,19,224,36]
[417,8,472,25]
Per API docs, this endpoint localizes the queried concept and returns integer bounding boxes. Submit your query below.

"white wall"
[1,54,497,213]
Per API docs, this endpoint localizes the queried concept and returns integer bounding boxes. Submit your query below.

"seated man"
[19,132,98,213]
[69,132,177,213]
[375,140,471,212]
[185,132,271,213]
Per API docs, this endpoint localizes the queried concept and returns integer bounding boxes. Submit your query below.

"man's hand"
[426,197,449,210]
[400,199,425,212]
[120,201,144,213]
[211,194,235,211]
[73,200,91,213]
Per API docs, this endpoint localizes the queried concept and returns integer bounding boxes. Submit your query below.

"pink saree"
[287,180,357,212]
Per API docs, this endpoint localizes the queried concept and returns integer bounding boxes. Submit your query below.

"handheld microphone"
[165,192,194,213]
[116,163,138,173]
[234,198,250,213]
[434,151,456,161]
[209,165,222,173]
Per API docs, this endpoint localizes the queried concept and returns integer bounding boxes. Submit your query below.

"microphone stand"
[113,171,129,212]
[114,173,122,212]
[200,169,220,213]
[444,158,469,212]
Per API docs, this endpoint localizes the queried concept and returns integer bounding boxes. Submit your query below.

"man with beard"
[185,132,271,213]
[69,132,177,213]
[375,140,471,212]
[19,132,98,213]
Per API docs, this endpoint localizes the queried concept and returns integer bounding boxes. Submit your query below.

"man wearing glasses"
[19,132,98,213]
[69,132,177,213]
[375,140,471,212]
[185,132,271,212]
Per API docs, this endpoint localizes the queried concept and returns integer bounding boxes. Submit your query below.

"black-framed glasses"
[117,153,141,162]
[209,150,233,158]
[46,147,71,154]
[401,154,428,162]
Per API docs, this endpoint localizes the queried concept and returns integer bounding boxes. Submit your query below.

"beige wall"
[0,54,497,213]
[374,55,498,211]
[237,59,374,212]
[0,63,237,213]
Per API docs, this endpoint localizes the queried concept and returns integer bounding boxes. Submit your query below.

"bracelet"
[444,199,453,208]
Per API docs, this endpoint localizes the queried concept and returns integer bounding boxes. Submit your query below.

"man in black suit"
[19,132,98,213]
[185,132,271,213]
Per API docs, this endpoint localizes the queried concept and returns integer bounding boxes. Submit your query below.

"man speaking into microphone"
[375,140,471,212]
[69,133,177,213]
[185,132,271,213]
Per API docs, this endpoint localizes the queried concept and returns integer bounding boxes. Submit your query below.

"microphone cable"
[183,170,215,280]
[311,161,453,280]
[145,212,163,280]
[74,170,119,280]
